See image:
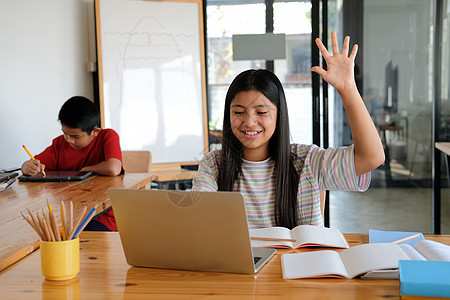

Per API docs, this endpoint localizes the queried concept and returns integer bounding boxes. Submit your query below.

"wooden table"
[1,233,449,299]
[0,173,154,271]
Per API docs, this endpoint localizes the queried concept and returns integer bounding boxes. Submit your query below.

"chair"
[122,151,152,189]
[122,151,152,173]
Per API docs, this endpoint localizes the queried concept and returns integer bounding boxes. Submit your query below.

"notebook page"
[281,250,349,279]
[339,243,409,278]
[414,240,450,261]
[398,244,426,260]
[249,227,294,248]
[292,225,348,248]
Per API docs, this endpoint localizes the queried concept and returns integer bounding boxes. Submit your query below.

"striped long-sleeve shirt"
[192,144,371,228]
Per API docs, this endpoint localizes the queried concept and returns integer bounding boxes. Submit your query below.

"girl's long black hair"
[218,69,300,229]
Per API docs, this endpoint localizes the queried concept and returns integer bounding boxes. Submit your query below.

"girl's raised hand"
[310,31,358,93]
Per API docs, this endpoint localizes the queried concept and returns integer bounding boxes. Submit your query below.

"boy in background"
[21,96,123,231]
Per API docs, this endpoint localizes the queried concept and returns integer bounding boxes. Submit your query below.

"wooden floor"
[329,187,450,234]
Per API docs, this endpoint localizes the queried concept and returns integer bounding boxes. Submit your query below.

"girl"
[192,32,385,229]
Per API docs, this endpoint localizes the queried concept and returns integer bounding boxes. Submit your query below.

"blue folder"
[369,229,424,246]
[399,260,450,298]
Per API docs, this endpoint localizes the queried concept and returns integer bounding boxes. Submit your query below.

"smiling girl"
[192,32,385,229]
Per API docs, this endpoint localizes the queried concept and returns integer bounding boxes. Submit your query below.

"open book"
[249,225,349,249]
[281,243,409,279]
[363,240,450,279]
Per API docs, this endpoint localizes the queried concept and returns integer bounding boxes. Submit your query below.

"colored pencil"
[26,208,44,240]
[71,205,98,239]
[69,206,87,240]
[61,201,68,240]
[21,211,44,240]
[42,209,55,241]
[69,200,73,237]
[60,202,67,240]
[391,233,421,244]
[51,210,61,241]
[37,212,51,241]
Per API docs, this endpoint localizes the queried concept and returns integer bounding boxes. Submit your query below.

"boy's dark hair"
[218,69,300,229]
[58,96,100,134]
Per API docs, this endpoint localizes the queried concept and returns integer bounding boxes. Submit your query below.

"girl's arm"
[311,31,385,176]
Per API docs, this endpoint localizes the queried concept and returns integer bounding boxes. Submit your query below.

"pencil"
[27,208,45,240]
[42,209,55,241]
[21,211,44,240]
[46,199,53,214]
[391,233,421,244]
[69,206,87,240]
[251,237,296,243]
[69,200,73,237]
[22,145,46,176]
[37,212,51,241]
[61,201,68,240]
[71,205,98,239]
[45,199,61,241]
[60,202,67,240]
[51,210,61,241]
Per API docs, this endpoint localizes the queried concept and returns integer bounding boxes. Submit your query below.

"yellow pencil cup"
[40,237,80,281]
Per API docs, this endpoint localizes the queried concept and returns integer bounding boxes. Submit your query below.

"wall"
[0,0,94,169]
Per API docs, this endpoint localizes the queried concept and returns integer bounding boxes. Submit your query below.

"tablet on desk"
[18,171,93,182]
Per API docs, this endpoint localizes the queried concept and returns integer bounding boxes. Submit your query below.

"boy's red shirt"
[35,128,123,231]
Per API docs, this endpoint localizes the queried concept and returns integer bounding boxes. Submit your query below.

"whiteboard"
[96,0,207,164]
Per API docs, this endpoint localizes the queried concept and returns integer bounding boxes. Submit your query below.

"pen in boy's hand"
[22,145,46,176]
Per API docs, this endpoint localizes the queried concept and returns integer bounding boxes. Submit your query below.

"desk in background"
[152,163,197,190]
[378,115,408,185]
[435,142,450,180]
[1,233,449,299]
[435,142,450,156]
[0,173,154,271]
[434,142,450,234]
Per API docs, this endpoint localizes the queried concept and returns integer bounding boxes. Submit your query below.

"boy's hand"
[311,31,358,93]
[21,159,45,176]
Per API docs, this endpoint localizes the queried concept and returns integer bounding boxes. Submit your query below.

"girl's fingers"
[315,38,330,59]
[349,44,358,60]
[342,36,350,56]
[331,31,339,55]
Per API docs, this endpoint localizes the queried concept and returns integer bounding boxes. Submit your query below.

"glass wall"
[439,0,450,233]
[329,0,437,233]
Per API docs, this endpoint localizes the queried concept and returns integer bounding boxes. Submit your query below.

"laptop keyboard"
[253,256,262,265]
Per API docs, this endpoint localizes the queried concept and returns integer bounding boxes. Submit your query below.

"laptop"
[18,171,93,182]
[109,189,276,274]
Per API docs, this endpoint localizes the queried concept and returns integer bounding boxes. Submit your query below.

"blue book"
[399,260,450,298]
[369,229,425,247]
